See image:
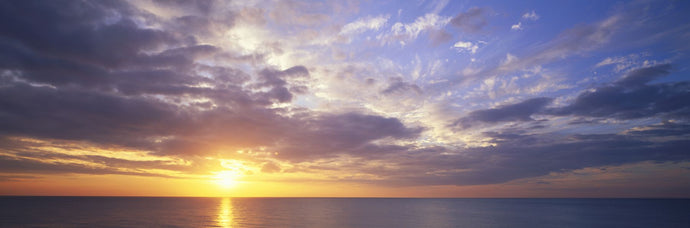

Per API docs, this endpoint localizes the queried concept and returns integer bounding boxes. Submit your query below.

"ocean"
[0,197,688,227]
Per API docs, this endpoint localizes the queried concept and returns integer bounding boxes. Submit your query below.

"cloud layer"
[1,0,689,196]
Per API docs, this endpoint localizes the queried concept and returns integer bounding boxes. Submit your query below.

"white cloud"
[511,22,523,30]
[452,41,479,54]
[594,53,657,73]
[379,13,450,45]
[340,15,390,35]
[503,53,518,65]
[522,11,539,21]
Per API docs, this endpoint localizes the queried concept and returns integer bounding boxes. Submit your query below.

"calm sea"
[0,197,688,227]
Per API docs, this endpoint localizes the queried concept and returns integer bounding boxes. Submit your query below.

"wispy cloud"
[379,13,450,45]
[340,15,390,35]
[522,11,539,21]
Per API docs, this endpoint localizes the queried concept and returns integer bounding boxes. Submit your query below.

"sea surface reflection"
[1,197,688,227]
[216,197,234,227]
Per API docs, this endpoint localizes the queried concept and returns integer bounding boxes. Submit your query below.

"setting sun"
[214,171,240,188]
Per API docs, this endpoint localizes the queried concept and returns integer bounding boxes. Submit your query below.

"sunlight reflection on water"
[216,197,234,227]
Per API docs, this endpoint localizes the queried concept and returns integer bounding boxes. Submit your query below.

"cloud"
[381,77,423,95]
[549,64,690,120]
[522,11,539,21]
[0,83,187,148]
[511,22,522,31]
[346,121,690,186]
[595,53,655,73]
[0,0,425,169]
[612,63,670,87]
[0,1,180,71]
[0,153,176,178]
[256,66,310,103]
[452,41,480,54]
[260,112,423,162]
[427,0,450,14]
[449,7,489,33]
[499,15,621,73]
[453,97,553,128]
[380,13,450,45]
[429,29,453,45]
[455,13,623,85]
[340,15,389,35]
[0,0,688,195]
[268,0,330,26]
[456,64,685,128]
[261,162,281,173]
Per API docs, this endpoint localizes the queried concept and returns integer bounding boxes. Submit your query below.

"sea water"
[1,197,688,227]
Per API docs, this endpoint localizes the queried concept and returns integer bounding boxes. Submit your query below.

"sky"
[1,0,689,197]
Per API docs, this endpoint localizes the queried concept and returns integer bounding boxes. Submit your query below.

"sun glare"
[214,171,239,188]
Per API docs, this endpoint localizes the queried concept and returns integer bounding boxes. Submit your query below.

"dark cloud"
[341,121,690,186]
[153,0,214,14]
[0,0,423,173]
[0,0,226,96]
[453,97,552,128]
[381,77,422,95]
[450,7,489,33]
[0,1,178,69]
[272,112,423,161]
[256,66,310,103]
[614,64,672,87]
[456,64,687,129]
[0,83,186,148]
[549,64,690,119]
[448,127,690,185]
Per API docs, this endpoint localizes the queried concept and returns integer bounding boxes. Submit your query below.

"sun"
[214,170,239,188]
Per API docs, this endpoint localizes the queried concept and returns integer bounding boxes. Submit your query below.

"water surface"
[1,197,688,227]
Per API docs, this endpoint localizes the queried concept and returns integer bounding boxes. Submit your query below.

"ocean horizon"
[1,197,688,227]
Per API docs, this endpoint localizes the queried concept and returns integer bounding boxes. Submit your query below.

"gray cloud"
[549,64,690,120]
[274,112,423,161]
[455,64,687,130]
[381,77,422,95]
[153,0,214,14]
[450,7,489,33]
[331,121,690,186]
[453,97,552,128]
[256,66,310,103]
[0,0,423,173]
[0,1,179,70]
[0,83,187,148]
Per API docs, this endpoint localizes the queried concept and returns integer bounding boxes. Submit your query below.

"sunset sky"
[1,0,689,197]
